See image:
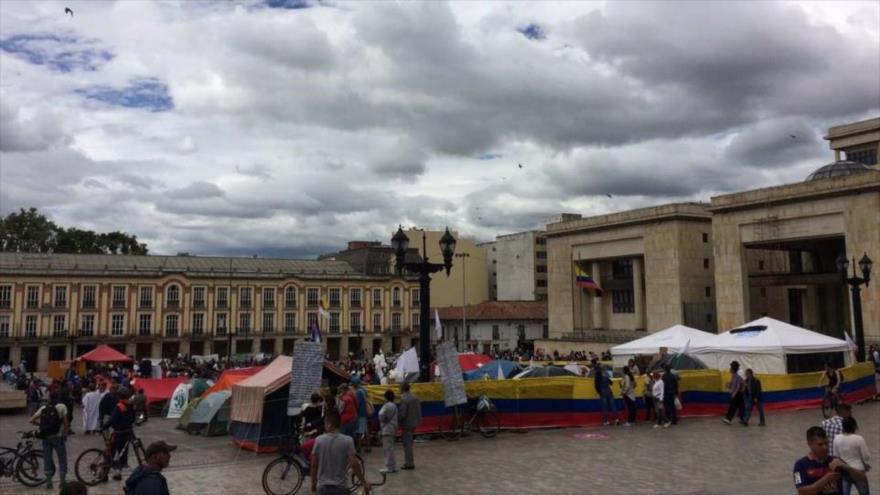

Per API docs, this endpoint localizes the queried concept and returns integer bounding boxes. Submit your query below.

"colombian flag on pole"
[574,263,604,297]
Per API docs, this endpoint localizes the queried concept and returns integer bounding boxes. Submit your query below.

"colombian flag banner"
[574,262,604,296]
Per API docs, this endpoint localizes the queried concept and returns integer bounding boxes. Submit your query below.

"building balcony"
[82,301,97,310]
[261,327,274,334]
[139,302,153,309]
[263,302,275,309]
[54,302,67,309]
[51,329,69,338]
[392,302,402,308]
[240,302,252,309]
[191,329,205,338]
[0,302,11,310]
[79,328,94,337]
[165,329,179,338]
[283,327,297,334]
[112,302,126,309]
[26,302,39,309]
[193,301,206,309]
[350,302,362,308]
[215,328,228,336]
[235,327,252,336]
[328,327,341,334]
[166,301,180,309]
[138,329,152,337]
[216,301,228,309]
[285,302,297,309]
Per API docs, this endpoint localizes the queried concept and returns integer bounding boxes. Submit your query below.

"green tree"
[0,208,148,255]
[0,207,59,252]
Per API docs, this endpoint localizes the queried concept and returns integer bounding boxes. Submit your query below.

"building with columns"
[0,253,420,371]
[546,203,716,345]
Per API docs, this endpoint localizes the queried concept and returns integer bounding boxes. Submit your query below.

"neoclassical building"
[0,253,421,371]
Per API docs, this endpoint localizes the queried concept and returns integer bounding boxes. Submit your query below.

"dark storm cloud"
[725,118,826,168]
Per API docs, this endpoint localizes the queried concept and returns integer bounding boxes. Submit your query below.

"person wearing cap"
[102,386,135,481]
[125,441,175,495]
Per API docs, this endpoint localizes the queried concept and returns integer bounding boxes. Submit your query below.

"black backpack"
[38,404,62,438]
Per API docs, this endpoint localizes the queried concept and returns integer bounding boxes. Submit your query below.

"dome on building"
[805,160,874,181]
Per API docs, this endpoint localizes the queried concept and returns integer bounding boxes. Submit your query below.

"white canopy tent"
[690,317,852,374]
[610,324,717,368]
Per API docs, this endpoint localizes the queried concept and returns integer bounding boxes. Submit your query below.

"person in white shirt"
[651,371,671,428]
[833,417,871,495]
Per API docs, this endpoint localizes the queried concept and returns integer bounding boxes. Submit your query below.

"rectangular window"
[193,287,206,308]
[81,314,95,336]
[372,313,382,333]
[26,286,40,309]
[329,288,341,307]
[262,288,275,308]
[216,287,228,308]
[760,287,767,297]
[349,288,362,308]
[372,288,382,307]
[846,148,878,165]
[411,313,420,331]
[492,325,500,340]
[216,313,228,335]
[702,232,709,243]
[285,287,297,308]
[165,314,178,337]
[239,287,252,308]
[329,312,340,333]
[392,288,401,307]
[350,312,361,333]
[54,285,67,308]
[536,251,547,259]
[0,285,11,309]
[192,313,204,336]
[611,290,635,314]
[307,312,318,332]
[536,280,547,288]
[25,315,38,338]
[111,314,125,336]
[139,287,153,308]
[391,313,401,331]
[758,260,765,271]
[284,313,296,333]
[139,314,152,336]
[112,286,126,309]
[705,286,712,297]
[0,315,10,337]
[53,315,66,336]
[307,288,319,307]
[536,265,547,273]
[262,312,274,333]
[542,324,549,339]
[411,289,420,306]
[82,285,97,309]
[239,313,251,333]
[612,259,633,279]
[703,258,710,269]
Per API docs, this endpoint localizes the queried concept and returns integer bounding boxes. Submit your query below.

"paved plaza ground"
[2,401,879,494]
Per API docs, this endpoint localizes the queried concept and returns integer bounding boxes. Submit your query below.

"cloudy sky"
[1,1,878,258]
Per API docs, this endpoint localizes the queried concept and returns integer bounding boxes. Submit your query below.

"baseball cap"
[145,440,177,458]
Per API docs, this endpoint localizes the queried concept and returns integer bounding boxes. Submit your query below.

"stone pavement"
[2,401,879,494]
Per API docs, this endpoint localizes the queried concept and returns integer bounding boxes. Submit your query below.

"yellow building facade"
[402,229,488,308]
[0,253,420,371]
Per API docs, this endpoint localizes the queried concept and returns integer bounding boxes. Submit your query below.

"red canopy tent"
[130,377,187,404]
[77,344,133,363]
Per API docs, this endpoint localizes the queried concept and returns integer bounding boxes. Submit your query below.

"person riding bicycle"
[102,386,136,481]
[818,363,844,403]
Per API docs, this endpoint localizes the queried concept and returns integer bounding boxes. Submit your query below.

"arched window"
[166,285,180,307]
[285,286,297,308]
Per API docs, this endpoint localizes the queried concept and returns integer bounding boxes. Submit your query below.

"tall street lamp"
[392,226,456,382]
[837,252,872,362]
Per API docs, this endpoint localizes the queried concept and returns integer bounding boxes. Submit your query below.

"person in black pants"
[743,369,766,426]
[662,364,679,425]
[722,361,745,425]
[643,373,655,422]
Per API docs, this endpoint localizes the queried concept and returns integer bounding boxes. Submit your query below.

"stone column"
[633,257,646,330]
[592,261,604,330]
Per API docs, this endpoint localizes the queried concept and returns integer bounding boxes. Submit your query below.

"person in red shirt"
[339,383,358,439]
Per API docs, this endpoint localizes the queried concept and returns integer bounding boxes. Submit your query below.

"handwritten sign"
[436,342,467,408]
[287,341,325,416]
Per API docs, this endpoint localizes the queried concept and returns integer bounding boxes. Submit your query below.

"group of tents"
[611,316,857,374]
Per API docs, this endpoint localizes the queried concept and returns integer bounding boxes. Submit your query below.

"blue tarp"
[463,360,522,381]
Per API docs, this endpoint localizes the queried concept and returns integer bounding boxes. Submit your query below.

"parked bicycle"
[262,433,386,495]
[74,428,147,486]
[0,430,46,487]
[438,394,501,441]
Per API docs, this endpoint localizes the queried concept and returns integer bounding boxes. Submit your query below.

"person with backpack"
[99,383,119,426]
[124,440,175,495]
[27,378,43,415]
[30,391,69,490]
[103,387,135,481]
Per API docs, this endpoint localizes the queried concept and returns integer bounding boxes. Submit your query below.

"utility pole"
[455,253,469,352]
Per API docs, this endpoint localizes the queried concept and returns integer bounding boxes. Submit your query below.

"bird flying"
[65,7,74,16]
[606,193,613,198]
[518,163,523,169]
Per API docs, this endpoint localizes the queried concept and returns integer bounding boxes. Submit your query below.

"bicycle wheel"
[0,447,17,478]
[477,410,501,438]
[14,450,46,487]
[438,406,463,441]
[262,456,304,495]
[350,454,386,490]
[75,448,110,486]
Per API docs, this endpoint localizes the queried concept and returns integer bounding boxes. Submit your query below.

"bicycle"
[0,430,46,487]
[821,388,842,419]
[438,394,501,441]
[75,429,147,486]
[262,434,386,495]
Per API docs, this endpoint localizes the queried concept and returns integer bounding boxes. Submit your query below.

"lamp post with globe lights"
[837,253,872,362]
[392,226,457,382]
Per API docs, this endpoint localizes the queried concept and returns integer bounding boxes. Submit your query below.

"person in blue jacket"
[125,440,175,495]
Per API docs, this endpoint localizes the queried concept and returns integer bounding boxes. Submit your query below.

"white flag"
[434,309,442,340]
